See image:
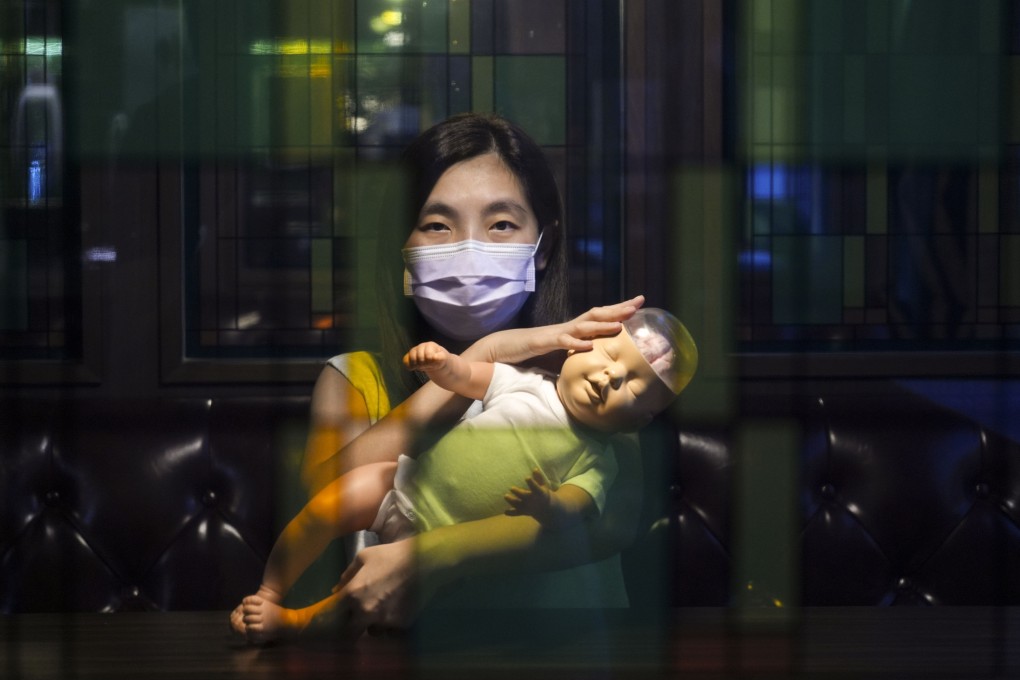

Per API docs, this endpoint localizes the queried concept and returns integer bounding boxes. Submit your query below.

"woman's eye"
[419,222,449,232]
[490,220,518,232]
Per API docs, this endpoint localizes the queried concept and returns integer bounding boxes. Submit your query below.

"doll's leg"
[263,460,397,599]
[231,461,397,640]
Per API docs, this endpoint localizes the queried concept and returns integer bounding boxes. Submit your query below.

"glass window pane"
[178,0,620,368]
[494,56,565,145]
[0,0,77,362]
[356,55,450,147]
[494,0,566,54]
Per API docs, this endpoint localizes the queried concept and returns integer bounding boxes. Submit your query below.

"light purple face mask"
[402,236,541,341]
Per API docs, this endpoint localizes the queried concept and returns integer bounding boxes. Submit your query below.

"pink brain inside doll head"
[632,329,674,377]
[622,308,698,394]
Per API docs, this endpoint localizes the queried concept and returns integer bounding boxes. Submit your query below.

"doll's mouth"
[585,379,603,404]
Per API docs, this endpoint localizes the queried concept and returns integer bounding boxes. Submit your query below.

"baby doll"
[404,307,698,529]
[232,308,697,644]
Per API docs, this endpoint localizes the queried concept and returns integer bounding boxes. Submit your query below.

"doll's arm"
[402,294,647,396]
[403,342,494,401]
[504,468,596,529]
[302,296,645,494]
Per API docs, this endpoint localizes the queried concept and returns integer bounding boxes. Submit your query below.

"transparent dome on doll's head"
[622,308,698,394]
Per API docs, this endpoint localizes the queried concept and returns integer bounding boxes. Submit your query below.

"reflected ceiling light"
[23,37,62,56]
[249,39,333,55]
[84,247,117,263]
[237,312,262,329]
[371,10,403,33]
[382,31,408,47]
[346,116,369,133]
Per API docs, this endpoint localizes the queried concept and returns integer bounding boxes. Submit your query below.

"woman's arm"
[299,367,374,494]
[303,374,474,496]
[424,433,643,580]
[467,295,645,366]
[334,434,644,632]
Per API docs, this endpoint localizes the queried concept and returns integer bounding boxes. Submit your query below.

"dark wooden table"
[2,607,1018,679]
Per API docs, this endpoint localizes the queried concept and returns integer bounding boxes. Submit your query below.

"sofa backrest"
[631,385,1020,607]
[2,385,1018,612]
[0,397,307,612]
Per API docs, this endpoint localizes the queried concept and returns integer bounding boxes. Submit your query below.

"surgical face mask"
[402,234,542,341]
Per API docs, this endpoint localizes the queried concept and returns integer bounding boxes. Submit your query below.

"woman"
[294,113,645,634]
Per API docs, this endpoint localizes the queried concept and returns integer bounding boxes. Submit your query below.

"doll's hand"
[504,468,554,522]
[403,342,449,372]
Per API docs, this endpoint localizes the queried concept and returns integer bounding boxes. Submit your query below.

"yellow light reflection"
[381,11,403,26]
[250,39,335,55]
[371,10,404,34]
[309,57,331,79]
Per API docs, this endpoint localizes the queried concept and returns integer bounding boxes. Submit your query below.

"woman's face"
[404,152,541,248]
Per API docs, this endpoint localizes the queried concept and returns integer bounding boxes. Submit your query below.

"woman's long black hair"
[372,113,570,400]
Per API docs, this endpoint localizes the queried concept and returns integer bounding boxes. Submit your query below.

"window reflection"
[13,79,62,205]
[176,0,615,364]
[1,0,73,356]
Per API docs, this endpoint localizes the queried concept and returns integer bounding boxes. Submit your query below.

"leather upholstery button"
[897,577,912,590]
[820,484,836,500]
[974,483,990,499]
[201,490,218,507]
[43,490,61,507]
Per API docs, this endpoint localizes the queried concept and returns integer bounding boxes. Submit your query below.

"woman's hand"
[538,294,647,353]
[471,294,646,365]
[331,539,433,635]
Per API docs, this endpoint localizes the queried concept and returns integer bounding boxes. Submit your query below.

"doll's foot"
[230,584,283,640]
[241,595,309,645]
[229,603,247,638]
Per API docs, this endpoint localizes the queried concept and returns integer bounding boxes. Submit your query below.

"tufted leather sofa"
[2,384,1019,613]
[0,397,308,613]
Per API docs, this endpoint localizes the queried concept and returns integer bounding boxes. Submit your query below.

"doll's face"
[556,328,675,433]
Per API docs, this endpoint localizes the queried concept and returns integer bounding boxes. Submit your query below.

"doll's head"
[556,308,698,433]
[622,308,698,394]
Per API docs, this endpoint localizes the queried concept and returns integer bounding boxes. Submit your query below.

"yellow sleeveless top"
[326,351,392,424]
